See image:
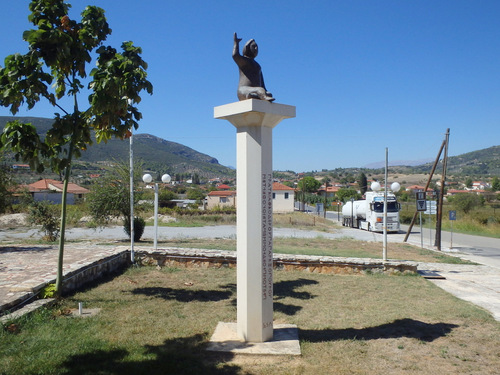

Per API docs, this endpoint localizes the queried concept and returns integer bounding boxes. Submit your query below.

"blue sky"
[1,1,499,172]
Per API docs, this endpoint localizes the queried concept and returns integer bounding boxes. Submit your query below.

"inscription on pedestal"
[261,173,273,300]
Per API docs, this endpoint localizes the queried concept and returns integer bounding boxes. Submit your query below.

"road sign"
[449,210,456,221]
[424,201,437,215]
[416,191,427,212]
[416,192,426,200]
[416,200,427,211]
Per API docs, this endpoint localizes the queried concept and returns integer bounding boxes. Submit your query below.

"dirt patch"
[0,213,28,228]
[389,173,442,186]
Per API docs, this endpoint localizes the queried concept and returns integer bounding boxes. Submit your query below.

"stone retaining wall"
[61,251,130,294]
[135,248,417,275]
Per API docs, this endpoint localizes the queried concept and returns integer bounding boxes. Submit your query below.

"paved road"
[2,216,500,321]
[400,223,500,269]
[321,210,500,269]
[2,214,498,268]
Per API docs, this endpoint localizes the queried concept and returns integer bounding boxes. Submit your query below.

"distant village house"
[206,190,236,210]
[22,179,89,204]
[206,182,295,213]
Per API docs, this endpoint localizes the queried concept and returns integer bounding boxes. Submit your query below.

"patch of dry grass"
[273,212,336,232]
[2,266,498,374]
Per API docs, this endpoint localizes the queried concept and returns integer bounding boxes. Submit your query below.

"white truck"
[341,188,401,233]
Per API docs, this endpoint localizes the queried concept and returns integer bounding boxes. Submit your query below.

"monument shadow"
[300,318,459,343]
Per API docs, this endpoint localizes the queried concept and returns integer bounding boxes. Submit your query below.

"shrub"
[123,216,146,242]
[399,211,427,225]
[452,193,483,214]
[27,201,60,241]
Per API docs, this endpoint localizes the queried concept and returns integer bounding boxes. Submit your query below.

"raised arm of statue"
[233,32,242,58]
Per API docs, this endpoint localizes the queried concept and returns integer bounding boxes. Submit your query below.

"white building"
[205,182,295,213]
[272,182,295,213]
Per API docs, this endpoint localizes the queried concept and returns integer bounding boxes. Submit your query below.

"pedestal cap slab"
[214,99,295,129]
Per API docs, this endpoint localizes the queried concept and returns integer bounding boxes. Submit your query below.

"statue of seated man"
[233,32,275,102]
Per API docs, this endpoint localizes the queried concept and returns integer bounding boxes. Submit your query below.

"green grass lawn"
[2,266,499,374]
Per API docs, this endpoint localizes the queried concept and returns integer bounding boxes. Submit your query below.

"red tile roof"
[27,179,89,194]
[29,179,60,190]
[272,182,294,191]
[49,182,90,194]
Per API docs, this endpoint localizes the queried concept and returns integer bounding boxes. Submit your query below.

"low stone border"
[1,251,129,315]
[0,298,56,324]
[135,247,418,275]
[60,251,129,294]
[1,246,417,322]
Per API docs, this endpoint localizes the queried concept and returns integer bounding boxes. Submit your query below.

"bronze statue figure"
[233,32,275,102]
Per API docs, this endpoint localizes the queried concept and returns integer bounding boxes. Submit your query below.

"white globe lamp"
[142,173,153,183]
[391,182,401,192]
[161,174,172,183]
[371,181,381,192]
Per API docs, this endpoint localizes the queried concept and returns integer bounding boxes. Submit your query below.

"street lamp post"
[371,179,400,262]
[383,148,388,261]
[143,173,172,250]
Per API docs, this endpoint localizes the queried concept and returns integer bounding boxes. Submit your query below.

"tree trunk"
[55,142,74,297]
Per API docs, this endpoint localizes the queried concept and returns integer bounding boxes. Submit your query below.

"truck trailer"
[341,190,401,233]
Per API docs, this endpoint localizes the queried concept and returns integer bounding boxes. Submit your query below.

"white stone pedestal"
[214,99,296,342]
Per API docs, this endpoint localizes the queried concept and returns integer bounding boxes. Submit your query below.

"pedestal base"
[206,322,301,356]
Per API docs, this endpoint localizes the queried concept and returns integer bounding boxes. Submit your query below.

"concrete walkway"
[0,242,126,313]
[1,224,499,322]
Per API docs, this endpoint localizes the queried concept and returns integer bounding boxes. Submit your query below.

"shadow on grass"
[300,318,459,343]
[274,278,319,300]
[131,287,233,302]
[273,302,303,316]
[272,278,319,316]
[0,245,53,253]
[61,334,241,375]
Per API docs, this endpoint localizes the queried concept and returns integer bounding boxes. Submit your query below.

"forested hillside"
[0,116,234,178]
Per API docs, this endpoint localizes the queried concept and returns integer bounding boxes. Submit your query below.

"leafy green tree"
[452,193,483,214]
[87,161,144,225]
[491,176,500,192]
[0,159,15,213]
[297,176,321,193]
[296,176,321,210]
[158,188,178,207]
[0,1,152,295]
[186,187,206,201]
[321,176,331,186]
[465,178,473,189]
[398,190,410,202]
[192,173,200,185]
[336,188,361,203]
[357,172,368,194]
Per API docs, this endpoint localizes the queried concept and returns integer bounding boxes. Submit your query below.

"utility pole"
[323,179,329,219]
[404,131,447,243]
[434,128,450,250]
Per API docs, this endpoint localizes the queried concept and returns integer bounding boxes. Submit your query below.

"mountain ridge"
[1,116,498,177]
[0,116,234,178]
